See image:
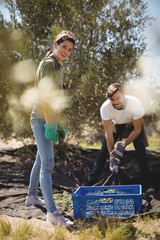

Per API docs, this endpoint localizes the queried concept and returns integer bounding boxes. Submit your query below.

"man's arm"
[102,119,114,154]
[124,117,143,147]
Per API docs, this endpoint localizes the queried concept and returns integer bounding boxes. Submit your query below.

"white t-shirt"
[100,95,145,124]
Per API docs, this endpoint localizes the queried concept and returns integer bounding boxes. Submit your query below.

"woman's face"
[54,40,74,61]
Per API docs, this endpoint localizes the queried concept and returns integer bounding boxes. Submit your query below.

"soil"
[0,142,160,222]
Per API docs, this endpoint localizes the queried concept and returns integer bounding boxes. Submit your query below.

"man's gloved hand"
[57,122,67,139]
[44,123,59,143]
[110,141,125,159]
[109,157,120,173]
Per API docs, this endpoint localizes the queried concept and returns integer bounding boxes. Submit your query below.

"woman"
[25,31,75,227]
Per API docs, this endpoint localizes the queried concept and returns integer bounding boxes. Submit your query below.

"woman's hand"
[44,123,59,143]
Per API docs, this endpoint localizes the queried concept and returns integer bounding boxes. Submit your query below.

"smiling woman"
[25,30,76,227]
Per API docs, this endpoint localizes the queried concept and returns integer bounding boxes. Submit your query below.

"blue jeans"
[28,117,57,213]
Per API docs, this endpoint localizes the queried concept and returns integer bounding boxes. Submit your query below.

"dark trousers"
[89,124,150,185]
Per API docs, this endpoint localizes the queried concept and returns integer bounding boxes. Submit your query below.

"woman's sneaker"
[47,211,74,227]
[25,195,45,206]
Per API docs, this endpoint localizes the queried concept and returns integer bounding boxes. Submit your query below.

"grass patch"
[0,218,12,237]
[51,227,72,240]
[0,218,54,240]
[147,138,160,149]
[80,137,160,150]
[79,141,102,150]
[11,222,33,240]
[1,215,160,240]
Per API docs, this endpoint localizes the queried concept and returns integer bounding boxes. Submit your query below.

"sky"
[143,0,160,47]
[0,1,10,20]
[142,0,160,86]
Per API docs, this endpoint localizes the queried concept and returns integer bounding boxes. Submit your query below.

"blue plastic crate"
[72,185,142,218]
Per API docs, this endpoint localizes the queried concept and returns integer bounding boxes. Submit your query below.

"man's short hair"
[106,83,123,98]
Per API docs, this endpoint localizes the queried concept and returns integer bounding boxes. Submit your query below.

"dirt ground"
[0,142,160,222]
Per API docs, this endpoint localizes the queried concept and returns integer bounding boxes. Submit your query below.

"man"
[87,83,150,190]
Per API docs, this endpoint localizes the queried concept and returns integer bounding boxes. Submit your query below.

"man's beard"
[113,104,124,110]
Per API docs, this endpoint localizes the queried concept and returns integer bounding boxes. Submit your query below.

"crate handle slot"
[99,198,113,203]
[103,189,117,194]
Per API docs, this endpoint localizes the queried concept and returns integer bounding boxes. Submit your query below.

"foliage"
[0,13,33,139]
[0,0,156,140]
[0,15,19,139]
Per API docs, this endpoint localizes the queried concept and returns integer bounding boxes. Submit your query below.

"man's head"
[106,83,125,110]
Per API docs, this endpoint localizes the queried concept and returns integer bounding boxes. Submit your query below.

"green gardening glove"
[44,123,59,143]
[57,122,67,139]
